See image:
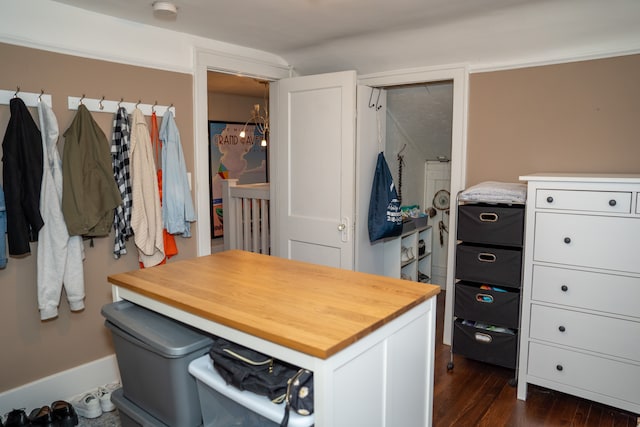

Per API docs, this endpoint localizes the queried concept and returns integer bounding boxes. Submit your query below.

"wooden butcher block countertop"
[108,250,440,359]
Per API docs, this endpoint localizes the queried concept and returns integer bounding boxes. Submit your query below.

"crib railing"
[221,179,271,254]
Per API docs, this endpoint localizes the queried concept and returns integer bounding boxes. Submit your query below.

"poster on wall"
[209,121,267,238]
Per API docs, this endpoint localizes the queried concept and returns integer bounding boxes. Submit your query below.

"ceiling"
[50,0,640,77]
[49,0,638,145]
[207,73,268,98]
[51,0,535,55]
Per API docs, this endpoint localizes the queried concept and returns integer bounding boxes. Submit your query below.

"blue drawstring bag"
[368,152,402,242]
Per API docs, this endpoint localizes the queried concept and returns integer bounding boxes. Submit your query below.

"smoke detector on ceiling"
[152,2,178,20]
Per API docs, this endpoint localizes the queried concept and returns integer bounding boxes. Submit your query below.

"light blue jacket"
[0,184,6,269]
[159,110,195,237]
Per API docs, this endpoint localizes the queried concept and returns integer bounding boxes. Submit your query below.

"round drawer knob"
[561,285,568,292]
[546,196,554,203]
[564,237,571,244]
[556,364,563,372]
[609,199,617,207]
[558,326,566,332]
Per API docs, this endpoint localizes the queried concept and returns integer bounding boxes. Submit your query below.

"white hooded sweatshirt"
[37,101,85,320]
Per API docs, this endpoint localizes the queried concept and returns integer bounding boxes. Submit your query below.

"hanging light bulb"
[261,138,267,147]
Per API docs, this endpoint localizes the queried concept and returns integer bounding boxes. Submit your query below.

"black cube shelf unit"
[448,198,525,385]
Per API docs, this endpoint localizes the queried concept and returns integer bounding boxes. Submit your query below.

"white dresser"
[517,173,640,414]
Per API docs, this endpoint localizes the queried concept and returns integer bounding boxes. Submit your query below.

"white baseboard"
[0,355,120,414]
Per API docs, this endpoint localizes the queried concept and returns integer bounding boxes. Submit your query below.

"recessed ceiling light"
[152,1,178,20]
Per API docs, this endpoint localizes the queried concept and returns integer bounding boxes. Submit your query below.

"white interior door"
[424,161,451,287]
[271,71,357,269]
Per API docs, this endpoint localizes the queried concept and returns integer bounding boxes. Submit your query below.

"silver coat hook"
[99,96,105,110]
[79,94,85,105]
[14,86,20,98]
[38,89,44,102]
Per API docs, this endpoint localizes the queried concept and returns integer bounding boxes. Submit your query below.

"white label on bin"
[474,332,493,344]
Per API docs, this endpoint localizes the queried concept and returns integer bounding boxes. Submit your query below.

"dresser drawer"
[456,244,522,288]
[457,203,524,247]
[536,189,632,213]
[532,265,640,319]
[527,342,640,405]
[530,304,640,362]
[533,213,640,274]
[453,319,517,369]
[454,281,520,329]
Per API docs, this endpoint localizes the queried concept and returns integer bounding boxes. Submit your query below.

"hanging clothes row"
[0,96,194,320]
[114,104,194,268]
[1,96,86,320]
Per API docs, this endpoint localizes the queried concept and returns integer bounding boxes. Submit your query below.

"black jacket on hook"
[2,97,44,256]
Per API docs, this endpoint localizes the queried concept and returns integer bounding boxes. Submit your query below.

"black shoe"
[28,406,57,427]
[50,401,78,427]
[5,409,30,427]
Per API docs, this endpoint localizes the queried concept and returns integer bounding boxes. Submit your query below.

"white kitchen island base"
[109,251,439,427]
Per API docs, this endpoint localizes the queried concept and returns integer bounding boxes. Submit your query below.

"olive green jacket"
[62,105,121,237]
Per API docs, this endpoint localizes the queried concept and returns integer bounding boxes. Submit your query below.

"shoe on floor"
[70,392,102,419]
[96,381,121,412]
[4,409,30,427]
[51,400,78,427]
[28,405,56,427]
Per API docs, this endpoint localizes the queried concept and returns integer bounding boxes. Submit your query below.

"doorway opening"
[383,81,453,289]
[207,71,270,253]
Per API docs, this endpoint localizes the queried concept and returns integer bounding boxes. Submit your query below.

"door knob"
[338,223,346,231]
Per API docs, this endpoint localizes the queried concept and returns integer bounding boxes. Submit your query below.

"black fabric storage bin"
[453,319,517,369]
[454,281,520,329]
[457,203,524,247]
[455,244,522,288]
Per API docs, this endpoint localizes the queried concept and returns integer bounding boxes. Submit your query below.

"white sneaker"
[401,246,415,263]
[96,381,121,412]
[71,392,102,419]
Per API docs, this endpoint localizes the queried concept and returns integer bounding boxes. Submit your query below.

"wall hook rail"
[67,96,175,117]
[1,88,52,107]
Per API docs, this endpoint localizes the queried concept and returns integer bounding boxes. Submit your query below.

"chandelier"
[239,80,269,147]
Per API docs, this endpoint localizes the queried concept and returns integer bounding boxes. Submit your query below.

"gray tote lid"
[102,300,213,358]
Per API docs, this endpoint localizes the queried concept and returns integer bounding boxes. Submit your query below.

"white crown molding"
[469,47,640,74]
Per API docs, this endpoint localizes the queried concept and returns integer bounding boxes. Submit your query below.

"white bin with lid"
[188,355,315,427]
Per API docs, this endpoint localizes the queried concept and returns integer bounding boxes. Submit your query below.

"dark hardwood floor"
[432,291,639,427]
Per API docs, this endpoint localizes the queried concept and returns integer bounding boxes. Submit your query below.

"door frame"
[359,65,469,346]
[194,53,467,345]
[193,48,291,256]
